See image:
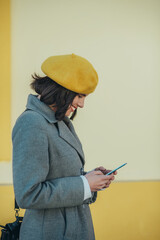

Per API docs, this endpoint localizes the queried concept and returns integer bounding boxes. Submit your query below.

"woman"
[12,54,116,240]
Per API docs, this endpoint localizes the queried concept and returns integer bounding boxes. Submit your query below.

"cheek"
[72,96,79,105]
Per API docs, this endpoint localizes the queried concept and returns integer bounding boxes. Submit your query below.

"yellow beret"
[41,53,98,94]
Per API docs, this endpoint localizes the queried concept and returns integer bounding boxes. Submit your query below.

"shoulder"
[15,110,45,126]
[13,110,56,135]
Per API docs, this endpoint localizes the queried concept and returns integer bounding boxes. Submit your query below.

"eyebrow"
[79,94,87,96]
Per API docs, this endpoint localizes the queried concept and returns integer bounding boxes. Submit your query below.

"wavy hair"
[30,74,78,121]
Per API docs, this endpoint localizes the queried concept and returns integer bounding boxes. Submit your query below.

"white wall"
[10,0,160,181]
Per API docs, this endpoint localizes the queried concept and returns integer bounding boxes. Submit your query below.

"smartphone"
[106,163,127,175]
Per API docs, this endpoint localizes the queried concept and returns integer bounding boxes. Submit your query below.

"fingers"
[104,174,114,180]
[99,175,114,190]
[93,170,104,175]
[98,176,112,186]
[95,168,118,176]
[94,172,115,181]
[95,166,106,170]
[98,166,106,171]
[110,174,115,180]
[100,180,112,190]
[105,170,112,174]
[86,170,116,192]
[95,166,108,175]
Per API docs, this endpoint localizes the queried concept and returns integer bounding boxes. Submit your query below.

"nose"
[78,98,85,108]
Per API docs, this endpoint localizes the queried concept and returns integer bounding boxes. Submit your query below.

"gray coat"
[12,94,97,240]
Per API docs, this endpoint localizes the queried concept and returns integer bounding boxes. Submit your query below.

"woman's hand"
[95,166,118,176]
[85,170,115,192]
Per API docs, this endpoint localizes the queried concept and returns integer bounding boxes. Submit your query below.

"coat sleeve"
[12,122,84,209]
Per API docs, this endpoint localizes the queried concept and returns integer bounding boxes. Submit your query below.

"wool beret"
[41,53,98,94]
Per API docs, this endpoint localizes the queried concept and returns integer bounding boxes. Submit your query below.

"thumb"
[93,170,103,175]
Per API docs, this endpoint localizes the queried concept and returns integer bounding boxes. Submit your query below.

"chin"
[65,111,71,117]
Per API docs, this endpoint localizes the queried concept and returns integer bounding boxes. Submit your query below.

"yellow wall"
[0,0,11,161]
[0,182,160,240]
[91,181,160,240]
[0,1,160,240]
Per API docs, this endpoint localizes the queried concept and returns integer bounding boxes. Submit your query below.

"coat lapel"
[57,120,85,165]
[26,95,85,165]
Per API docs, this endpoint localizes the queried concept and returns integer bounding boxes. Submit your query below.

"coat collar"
[26,94,85,164]
[26,94,58,123]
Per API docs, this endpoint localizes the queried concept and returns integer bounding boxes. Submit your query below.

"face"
[65,94,87,117]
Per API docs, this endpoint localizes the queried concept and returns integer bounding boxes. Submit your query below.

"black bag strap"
[14,198,21,219]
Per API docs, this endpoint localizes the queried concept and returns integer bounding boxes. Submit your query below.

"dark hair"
[30,73,78,121]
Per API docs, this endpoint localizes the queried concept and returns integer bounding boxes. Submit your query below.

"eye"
[78,94,86,98]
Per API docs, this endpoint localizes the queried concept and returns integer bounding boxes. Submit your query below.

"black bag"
[0,200,23,240]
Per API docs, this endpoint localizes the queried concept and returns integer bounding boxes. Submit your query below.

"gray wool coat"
[12,94,97,240]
